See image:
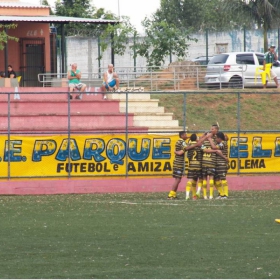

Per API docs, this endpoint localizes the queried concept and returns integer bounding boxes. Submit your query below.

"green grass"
[1,191,280,279]
[151,92,280,131]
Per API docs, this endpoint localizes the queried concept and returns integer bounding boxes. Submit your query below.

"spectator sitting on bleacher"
[67,63,86,100]
[101,64,120,100]
[7,65,16,78]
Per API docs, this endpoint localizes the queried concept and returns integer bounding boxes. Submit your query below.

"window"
[208,54,229,64]
[236,54,255,65]
[256,54,264,65]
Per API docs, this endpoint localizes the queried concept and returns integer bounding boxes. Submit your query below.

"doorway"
[19,38,45,87]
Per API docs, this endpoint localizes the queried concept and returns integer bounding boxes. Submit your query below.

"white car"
[204,52,280,88]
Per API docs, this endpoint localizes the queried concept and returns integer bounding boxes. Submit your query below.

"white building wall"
[63,28,279,73]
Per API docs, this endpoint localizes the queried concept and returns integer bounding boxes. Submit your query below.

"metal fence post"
[237,91,241,175]
[68,91,71,178]
[196,67,199,89]
[7,91,11,179]
[125,91,129,178]
[183,92,187,130]
[150,71,153,91]
[173,68,176,90]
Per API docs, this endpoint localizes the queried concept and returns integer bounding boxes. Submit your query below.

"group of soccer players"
[167,124,229,200]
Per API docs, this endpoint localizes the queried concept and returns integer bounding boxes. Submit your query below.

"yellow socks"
[222,180,229,197]
[186,181,192,198]
[196,180,202,197]
[202,180,207,198]
[209,179,214,198]
[191,180,197,197]
[215,180,224,196]
[168,190,177,198]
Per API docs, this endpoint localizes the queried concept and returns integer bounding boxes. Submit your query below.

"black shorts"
[202,166,216,177]
[214,164,228,180]
[172,168,184,179]
[187,169,202,180]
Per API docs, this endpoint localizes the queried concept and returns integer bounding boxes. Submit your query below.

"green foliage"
[55,0,117,36]
[222,0,280,50]
[100,16,137,57]
[54,0,134,58]
[41,0,54,15]
[55,0,93,18]
[153,0,236,32]
[135,18,196,67]
[0,24,18,50]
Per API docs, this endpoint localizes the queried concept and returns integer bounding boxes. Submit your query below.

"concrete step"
[108,92,151,100]
[0,113,134,131]
[0,88,106,102]
[133,113,173,121]
[134,119,179,127]
[119,100,160,107]
[148,127,184,133]
[0,87,182,132]
[4,126,150,133]
[119,106,164,113]
[1,100,121,114]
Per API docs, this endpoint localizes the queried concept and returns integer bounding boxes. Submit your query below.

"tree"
[99,16,137,57]
[42,0,55,15]
[55,0,98,36]
[0,24,18,50]
[54,1,137,58]
[153,0,236,32]
[222,0,280,50]
[134,18,196,67]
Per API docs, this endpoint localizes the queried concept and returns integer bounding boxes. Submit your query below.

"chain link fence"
[0,89,279,179]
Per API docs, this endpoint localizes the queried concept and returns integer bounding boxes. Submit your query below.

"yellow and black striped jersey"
[173,139,187,169]
[216,141,228,165]
[184,141,202,170]
[201,139,216,168]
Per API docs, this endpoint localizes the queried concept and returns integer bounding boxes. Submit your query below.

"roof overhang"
[0,2,48,8]
[0,15,119,24]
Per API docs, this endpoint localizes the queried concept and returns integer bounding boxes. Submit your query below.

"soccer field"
[1,191,280,279]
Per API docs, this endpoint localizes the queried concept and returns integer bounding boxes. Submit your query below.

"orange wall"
[0,7,50,16]
[0,22,51,73]
[0,5,51,74]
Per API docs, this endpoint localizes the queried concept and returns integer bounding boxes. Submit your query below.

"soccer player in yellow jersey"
[175,134,203,200]
[185,134,203,200]
[167,131,200,200]
[275,219,280,224]
[196,125,219,199]
[200,136,216,199]
[207,132,229,199]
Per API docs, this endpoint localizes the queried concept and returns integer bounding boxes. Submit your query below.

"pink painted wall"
[0,175,280,195]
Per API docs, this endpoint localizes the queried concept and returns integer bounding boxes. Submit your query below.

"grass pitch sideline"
[0,190,280,279]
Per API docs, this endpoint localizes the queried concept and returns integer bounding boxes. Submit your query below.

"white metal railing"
[38,64,265,90]
[38,65,209,90]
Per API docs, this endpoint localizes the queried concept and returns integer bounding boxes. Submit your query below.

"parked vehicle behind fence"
[204,52,280,89]
[191,56,213,65]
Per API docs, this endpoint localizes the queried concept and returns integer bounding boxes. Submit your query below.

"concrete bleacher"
[109,91,180,131]
[0,87,182,133]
